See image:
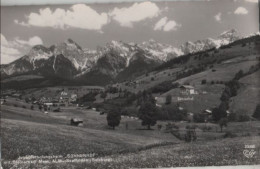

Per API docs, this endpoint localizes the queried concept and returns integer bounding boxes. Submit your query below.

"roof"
[204,109,212,113]
[180,85,194,89]
[71,118,83,122]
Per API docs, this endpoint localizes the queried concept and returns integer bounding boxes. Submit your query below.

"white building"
[180,85,195,95]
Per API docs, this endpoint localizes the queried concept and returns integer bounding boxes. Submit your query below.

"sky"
[1,0,259,64]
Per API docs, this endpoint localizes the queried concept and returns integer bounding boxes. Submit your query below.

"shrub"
[157,105,187,121]
[223,131,237,138]
[150,81,178,94]
[165,95,172,105]
[252,104,260,120]
[228,112,237,122]
[193,113,205,123]
[165,123,179,132]
[200,125,212,132]
[151,77,155,81]
[234,70,244,80]
[185,125,197,142]
[22,105,26,109]
[100,92,107,99]
[38,105,42,111]
[242,133,251,137]
[201,79,207,85]
[238,114,250,122]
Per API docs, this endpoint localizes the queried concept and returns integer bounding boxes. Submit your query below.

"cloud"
[15,4,109,31]
[1,52,20,64]
[154,17,168,30]
[245,0,258,3]
[16,2,162,30]
[110,1,160,27]
[1,34,8,45]
[1,34,44,64]
[1,34,21,64]
[214,12,222,22]
[15,36,43,46]
[234,7,249,15]
[154,17,181,31]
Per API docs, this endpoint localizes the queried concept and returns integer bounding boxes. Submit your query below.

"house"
[203,109,212,115]
[201,109,212,122]
[70,94,77,102]
[70,118,83,126]
[180,85,195,95]
[44,103,53,106]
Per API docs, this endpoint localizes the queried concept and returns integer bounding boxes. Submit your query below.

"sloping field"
[1,74,44,83]
[176,56,258,85]
[159,84,223,113]
[230,70,260,115]
[1,105,180,161]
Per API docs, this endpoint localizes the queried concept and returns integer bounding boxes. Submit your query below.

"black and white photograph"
[1,0,260,168]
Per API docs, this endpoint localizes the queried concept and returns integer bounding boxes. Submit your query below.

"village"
[1,81,235,126]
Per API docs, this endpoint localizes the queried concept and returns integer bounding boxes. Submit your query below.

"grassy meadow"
[1,97,260,168]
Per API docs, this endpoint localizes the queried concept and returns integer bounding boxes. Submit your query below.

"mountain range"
[1,29,242,85]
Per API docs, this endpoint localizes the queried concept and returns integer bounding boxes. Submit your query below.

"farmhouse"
[70,118,83,126]
[201,109,212,122]
[203,109,212,115]
[44,103,53,106]
[180,85,195,95]
[12,93,21,98]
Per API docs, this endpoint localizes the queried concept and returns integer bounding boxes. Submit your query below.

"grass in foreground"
[2,136,260,169]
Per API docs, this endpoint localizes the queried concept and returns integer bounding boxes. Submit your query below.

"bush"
[223,131,237,138]
[22,105,26,109]
[234,70,244,80]
[252,104,260,120]
[228,112,237,122]
[200,125,212,132]
[165,123,179,132]
[238,114,250,122]
[38,105,42,111]
[201,79,207,84]
[242,133,251,137]
[193,113,205,123]
[185,125,197,142]
[165,95,172,105]
[150,81,178,94]
[157,105,187,121]
[100,92,107,99]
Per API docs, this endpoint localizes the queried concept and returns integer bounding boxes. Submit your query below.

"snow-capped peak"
[138,39,183,61]
[180,29,240,54]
